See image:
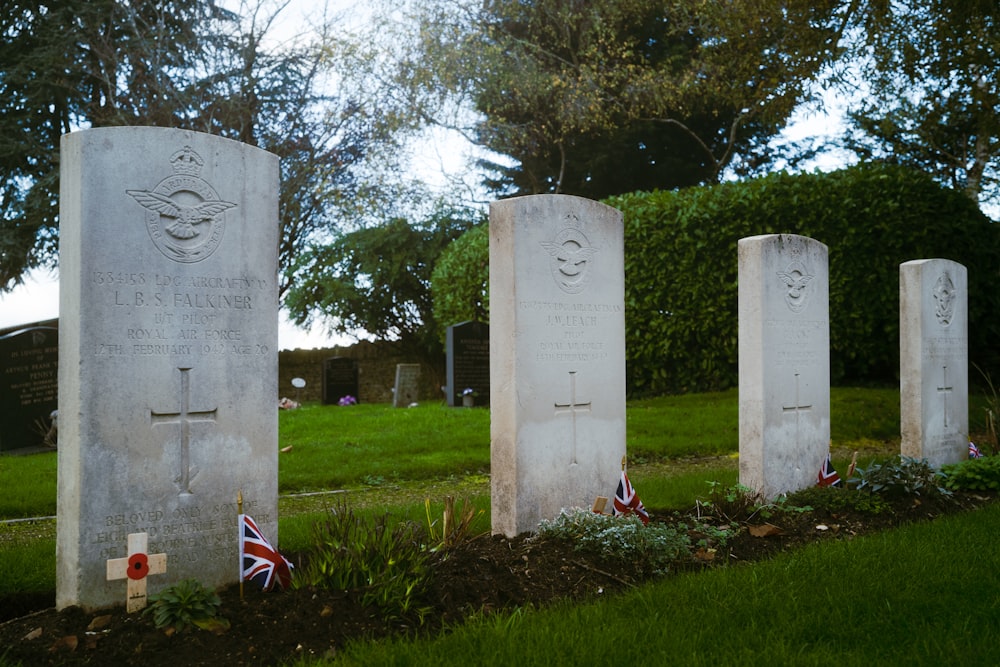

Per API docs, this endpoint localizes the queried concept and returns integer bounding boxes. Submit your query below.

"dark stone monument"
[445,321,490,407]
[322,357,359,405]
[0,320,59,452]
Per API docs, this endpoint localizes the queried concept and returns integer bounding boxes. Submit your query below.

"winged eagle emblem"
[127,190,236,240]
[776,269,814,298]
[541,241,597,277]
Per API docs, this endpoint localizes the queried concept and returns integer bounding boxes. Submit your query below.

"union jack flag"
[970,441,983,459]
[817,454,842,487]
[239,514,293,591]
[613,470,650,525]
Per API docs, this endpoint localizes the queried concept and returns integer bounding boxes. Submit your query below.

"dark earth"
[1,473,995,666]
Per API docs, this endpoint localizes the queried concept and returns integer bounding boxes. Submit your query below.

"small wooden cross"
[106,532,167,612]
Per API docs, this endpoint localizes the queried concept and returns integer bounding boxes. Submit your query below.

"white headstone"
[900,259,968,467]
[490,195,626,537]
[392,363,421,407]
[57,127,279,611]
[738,234,830,498]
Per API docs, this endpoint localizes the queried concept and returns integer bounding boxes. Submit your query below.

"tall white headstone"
[900,259,968,467]
[57,127,279,611]
[490,195,626,538]
[739,234,830,498]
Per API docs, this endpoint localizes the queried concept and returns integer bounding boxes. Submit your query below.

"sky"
[0,1,851,350]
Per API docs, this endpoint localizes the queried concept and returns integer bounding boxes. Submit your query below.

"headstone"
[900,259,968,467]
[57,127,279,611]
[322,357,358,405]
[490,194,626,538]
[445,321,490,407]
[738,234,830,499]
[0,322,58,451]
[392,363,421,407]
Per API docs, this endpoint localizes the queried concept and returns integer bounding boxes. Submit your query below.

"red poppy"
[127,553,149,580]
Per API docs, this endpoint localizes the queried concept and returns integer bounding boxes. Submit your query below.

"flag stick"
[621,455,627,472]
[238,489,244,602]
[847,451,858,479]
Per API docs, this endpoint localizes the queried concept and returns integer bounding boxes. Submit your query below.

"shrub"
[852,456,952,499]
[783,485,891,516]
[295,503,433,623]
[430,222,489,342]
[941,456,1000,492]
[144,579,225,632]
[535,507,699,575]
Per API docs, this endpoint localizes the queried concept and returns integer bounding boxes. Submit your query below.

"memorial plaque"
[445,321,490,407]
[322,357,359,405]
[0,323,58,451]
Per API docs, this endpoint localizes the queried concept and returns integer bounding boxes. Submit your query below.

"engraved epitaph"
[490,195,625,537]
[739,234,830,498]
[58,127,279,611]
[900,259,968,467]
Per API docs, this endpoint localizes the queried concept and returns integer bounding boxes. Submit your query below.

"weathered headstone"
[57,127,279,611]
[322,357,358,405]
[0,322,58,451]
[900,259,968,467]
[490,195,626,537]
[738,234,830,498]
[445,321,490,407]
[392,363,421,407]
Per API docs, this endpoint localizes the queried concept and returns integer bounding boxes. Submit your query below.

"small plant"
[783,484,890,516]
[424,496,484,549]
[143,579,226,632]
[852,456,952,499]
[698,482,768,522]
[941,455,1000,492]
[535,507,696,575]
[338,395,357,406]
[296,502,433,623]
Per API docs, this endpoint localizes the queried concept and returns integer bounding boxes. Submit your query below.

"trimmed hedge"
[431,164,1000,395]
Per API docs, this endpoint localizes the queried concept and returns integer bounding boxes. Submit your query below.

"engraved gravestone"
[57,127,279,611]
[900,259,968,467]
[322,357,359,405]
[738,234,830,498]
[490,195,626,538]
[0,322,58,451]
[445,321,490,407]
[392,363,421,407]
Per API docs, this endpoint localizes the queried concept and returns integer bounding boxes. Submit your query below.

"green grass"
[326,503,1000,666]
[0,387,909,520]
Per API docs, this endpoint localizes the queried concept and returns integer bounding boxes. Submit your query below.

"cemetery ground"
[2,389,999,665]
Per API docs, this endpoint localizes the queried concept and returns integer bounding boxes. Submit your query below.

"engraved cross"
[782,372,813,445]
[554,371,591,465]
[937,365,953,428]
[151,367,217,495]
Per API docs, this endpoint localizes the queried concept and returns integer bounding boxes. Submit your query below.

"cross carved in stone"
[106,532,167,613]
[782,372,813,446]
[554,371,591,465]
[937,365,954,428]
[151,367,217,495]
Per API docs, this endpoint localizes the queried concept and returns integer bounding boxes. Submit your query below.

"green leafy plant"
[698,482,768,522]
[296,502,433,623]
[535,507,700,575]
[852,456,952,499]
[143,579,226,632]
[783,484,890,516]
[941,456,1000,492]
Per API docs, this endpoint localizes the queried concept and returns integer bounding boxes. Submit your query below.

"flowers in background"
[462,388,477,397]
[338,395,357,406]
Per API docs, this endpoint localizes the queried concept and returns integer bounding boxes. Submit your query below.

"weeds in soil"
[144,579,227,632]
[942,455,1000,492]
[783,484,891,515]
[424,496,483,549]
[295,501,433,624]
[852,456,952,499]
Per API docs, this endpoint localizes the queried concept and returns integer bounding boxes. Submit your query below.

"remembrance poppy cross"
[106,532,168,612]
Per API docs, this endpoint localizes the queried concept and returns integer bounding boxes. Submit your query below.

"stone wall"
[278,341,444,405]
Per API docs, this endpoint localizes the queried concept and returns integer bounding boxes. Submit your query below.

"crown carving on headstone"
[170,146,204,176]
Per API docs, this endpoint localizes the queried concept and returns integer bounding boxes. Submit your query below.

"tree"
[284,209,480,358]
[386,0,845,198]
[839,0,1000,212]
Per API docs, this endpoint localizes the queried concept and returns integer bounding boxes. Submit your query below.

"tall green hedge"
[431,164,1000,395]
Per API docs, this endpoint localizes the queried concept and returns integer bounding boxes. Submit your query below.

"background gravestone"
[445,321,490,407]
[322,357,359,404]
[900,259,968,467]
[490,195,626,538]
[57,127,279,611]
[738,234,830,499]
[392,363,421,407]
[0,322,58,452]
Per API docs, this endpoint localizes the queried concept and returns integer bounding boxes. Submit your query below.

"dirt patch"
[2,481,994,666]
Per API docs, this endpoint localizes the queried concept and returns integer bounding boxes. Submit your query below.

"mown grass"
[0,387,914,521]
[321,503,1000,666]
